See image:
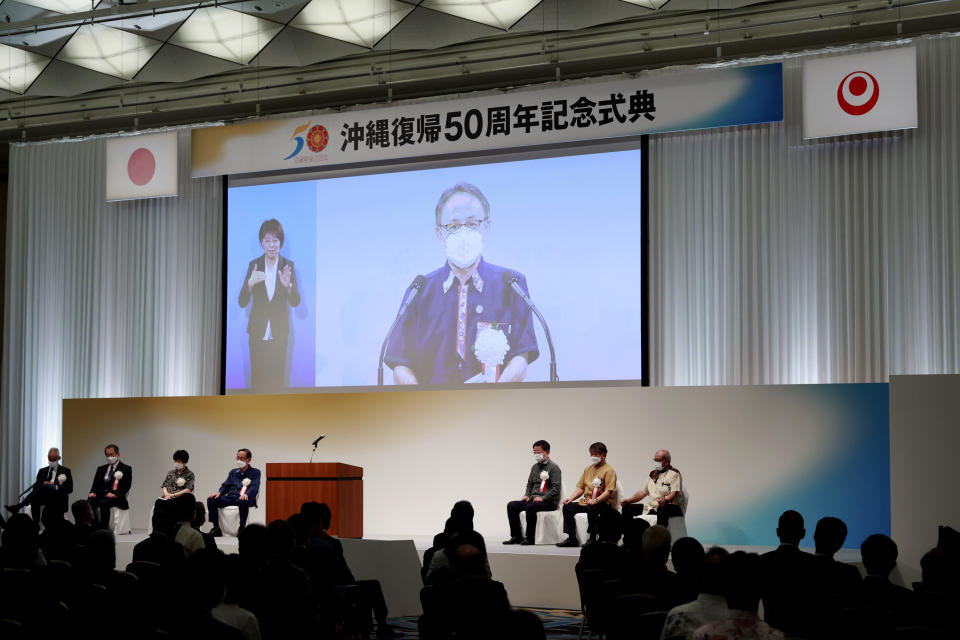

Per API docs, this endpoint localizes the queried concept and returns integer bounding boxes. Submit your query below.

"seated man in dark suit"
[86,443,133,529]
[6,447,73,523]
[207,448,260,536]
[758,509,816,637]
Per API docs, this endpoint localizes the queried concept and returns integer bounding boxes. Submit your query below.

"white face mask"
[106,456,118,465]
[236,459,247,468]
[444,228,483,269]
[589,456,602,465]
[174,463,184,470]
[48,460,58,468]
[534,453,545,463]
[653,461,663,472]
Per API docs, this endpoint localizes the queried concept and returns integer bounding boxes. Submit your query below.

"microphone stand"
[309,442,318,463]
[530,304,559,383]
[377,314,404,387]
[378,276,425,387]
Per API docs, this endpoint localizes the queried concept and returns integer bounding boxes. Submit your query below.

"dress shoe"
[503,536,524,545]
[4,503,22,516]
[556,537,579,548]
[209,528,224,537]
[520,539,535,546]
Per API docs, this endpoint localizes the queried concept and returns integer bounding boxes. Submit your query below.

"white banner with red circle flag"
[802,47,917,139]
[105,132,179,201]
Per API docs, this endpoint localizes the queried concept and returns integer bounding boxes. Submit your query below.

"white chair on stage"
[110,507,132,535]
[218,504,264,537]
[525,482,566,545]
[574,479,624,544]
[635,486,689,540]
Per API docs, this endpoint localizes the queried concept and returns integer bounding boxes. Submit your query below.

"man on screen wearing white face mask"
[504,439,562,545]
[207,448,261,537]
[557,442,618,548]
[621,449,685,527]
[384,182,539,385]
[5,447,73,523]
[87,443,133,529]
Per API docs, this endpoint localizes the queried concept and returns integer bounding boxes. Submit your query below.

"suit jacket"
[238,255,300,342]
[759,544,817,635]
[31,465,73,510]
[89,461,133,508]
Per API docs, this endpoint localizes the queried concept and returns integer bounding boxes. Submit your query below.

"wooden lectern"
[265,463,363,538]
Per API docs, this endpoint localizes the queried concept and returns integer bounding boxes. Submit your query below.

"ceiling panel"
[168,6,284,64]
[57,23,162,80]
[289,0,415,48]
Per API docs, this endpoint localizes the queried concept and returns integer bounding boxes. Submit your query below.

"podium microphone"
[309,434,326,463]
[378,275,427,387]
[503,271,559,382]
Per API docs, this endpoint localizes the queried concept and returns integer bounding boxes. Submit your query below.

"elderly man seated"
[620,448,686,527]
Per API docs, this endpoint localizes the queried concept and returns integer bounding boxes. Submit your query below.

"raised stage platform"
[112,529,869,617]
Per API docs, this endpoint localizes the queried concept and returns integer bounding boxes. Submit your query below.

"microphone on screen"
[311,434,326,446]
[378,275,427,387]
[502,271,559,383]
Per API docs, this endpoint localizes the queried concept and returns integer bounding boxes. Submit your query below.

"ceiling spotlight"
[254,5,263,10]
[134,24,141,30]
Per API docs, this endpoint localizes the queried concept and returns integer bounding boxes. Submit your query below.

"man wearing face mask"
[5,447,74,523]
[384,182,539,385]
[504,440,562,545]
[207,448,261,537]
[557,442,618,548]
[621,449,685,527]
[87,443,133,529]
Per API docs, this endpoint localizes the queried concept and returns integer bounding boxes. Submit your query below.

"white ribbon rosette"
[57,473,67,485]
[474,326,510,382]
[176,477,186,487]
[538,470,549,493]
[591,476,602,500]
[112,470,123,491]
[240,477,252,496]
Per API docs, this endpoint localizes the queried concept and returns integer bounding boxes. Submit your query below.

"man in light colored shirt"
[557,442,618,547]
[661,547,730,640]
[622,448,685,527]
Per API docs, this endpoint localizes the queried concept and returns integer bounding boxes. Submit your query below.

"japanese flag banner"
[803,47,917,139]
[106,131,178,201]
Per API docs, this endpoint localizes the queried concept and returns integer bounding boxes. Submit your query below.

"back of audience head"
[776,509,805,545]
[596,508,623,544]
[267,519,297,557]
[814,516,848,555]
[622,516,650,551]
[185,548,226,609]
[451,500,475,531]
[288,512,308,546]
[725,552,762,612]
[672,536,706,576]
[71,499,94,525]
[861,533,898,578]
[449,542,485,578]
[151,509,176,538]
[192,502,207,529]
[700,547,730,596]
[79,529,116,572]
[175,492,197,522]
[317,502,332,531]
[238,523,268,564]
[642,525,672,566]
[921,548,950,593]
[1,514,40,567]
[299,501,324,535]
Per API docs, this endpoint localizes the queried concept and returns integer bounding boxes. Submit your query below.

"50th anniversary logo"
[283,122,330,162]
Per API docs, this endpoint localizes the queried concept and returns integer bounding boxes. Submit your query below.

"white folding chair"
[110,507,132,535]
[527,482,566,545]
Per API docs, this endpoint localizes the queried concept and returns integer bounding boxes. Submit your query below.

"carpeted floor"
[386,608,585,639]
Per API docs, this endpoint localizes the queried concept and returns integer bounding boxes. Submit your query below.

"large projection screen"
[224,143,647,393]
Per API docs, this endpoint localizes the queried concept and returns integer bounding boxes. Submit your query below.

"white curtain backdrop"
[1,129,222,508]
[649,34,960,386]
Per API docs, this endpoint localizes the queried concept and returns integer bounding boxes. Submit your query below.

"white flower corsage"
[540,471,550,482]
[111,470,123,490]
[176,477,186,487]
[57,473,67,484]
[114,471,123,479]
[591,477,602,488]
[590,476,602,500]
[474,326,510,381]
[538,470,550,493]
[240,477,252,496]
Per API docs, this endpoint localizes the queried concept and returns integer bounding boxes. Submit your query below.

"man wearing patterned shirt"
[384,183,539,385]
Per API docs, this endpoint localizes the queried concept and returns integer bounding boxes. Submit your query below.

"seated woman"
[153,449,195,525]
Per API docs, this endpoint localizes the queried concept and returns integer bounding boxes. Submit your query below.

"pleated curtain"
[2,130,222,507]
[649,35,960,386]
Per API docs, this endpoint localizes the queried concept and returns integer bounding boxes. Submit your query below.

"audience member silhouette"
[623,524,684,610]
[810,516,863,605]
[671,536,707,605]
[70,499,97,544]
[661,546,730,640]
[578,507,625,574]
[856,533,919,626]
[133,509,184,565]
[694,551,785,640]
[758,509,816,636]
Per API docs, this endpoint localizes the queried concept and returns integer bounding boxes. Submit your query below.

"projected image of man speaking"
[238,218,301,392]
[385,183,539,385]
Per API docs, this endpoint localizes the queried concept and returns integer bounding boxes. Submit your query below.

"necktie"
[49,466,54,482]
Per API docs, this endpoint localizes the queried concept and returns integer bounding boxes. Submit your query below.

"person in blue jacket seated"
[207,448,260,537]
